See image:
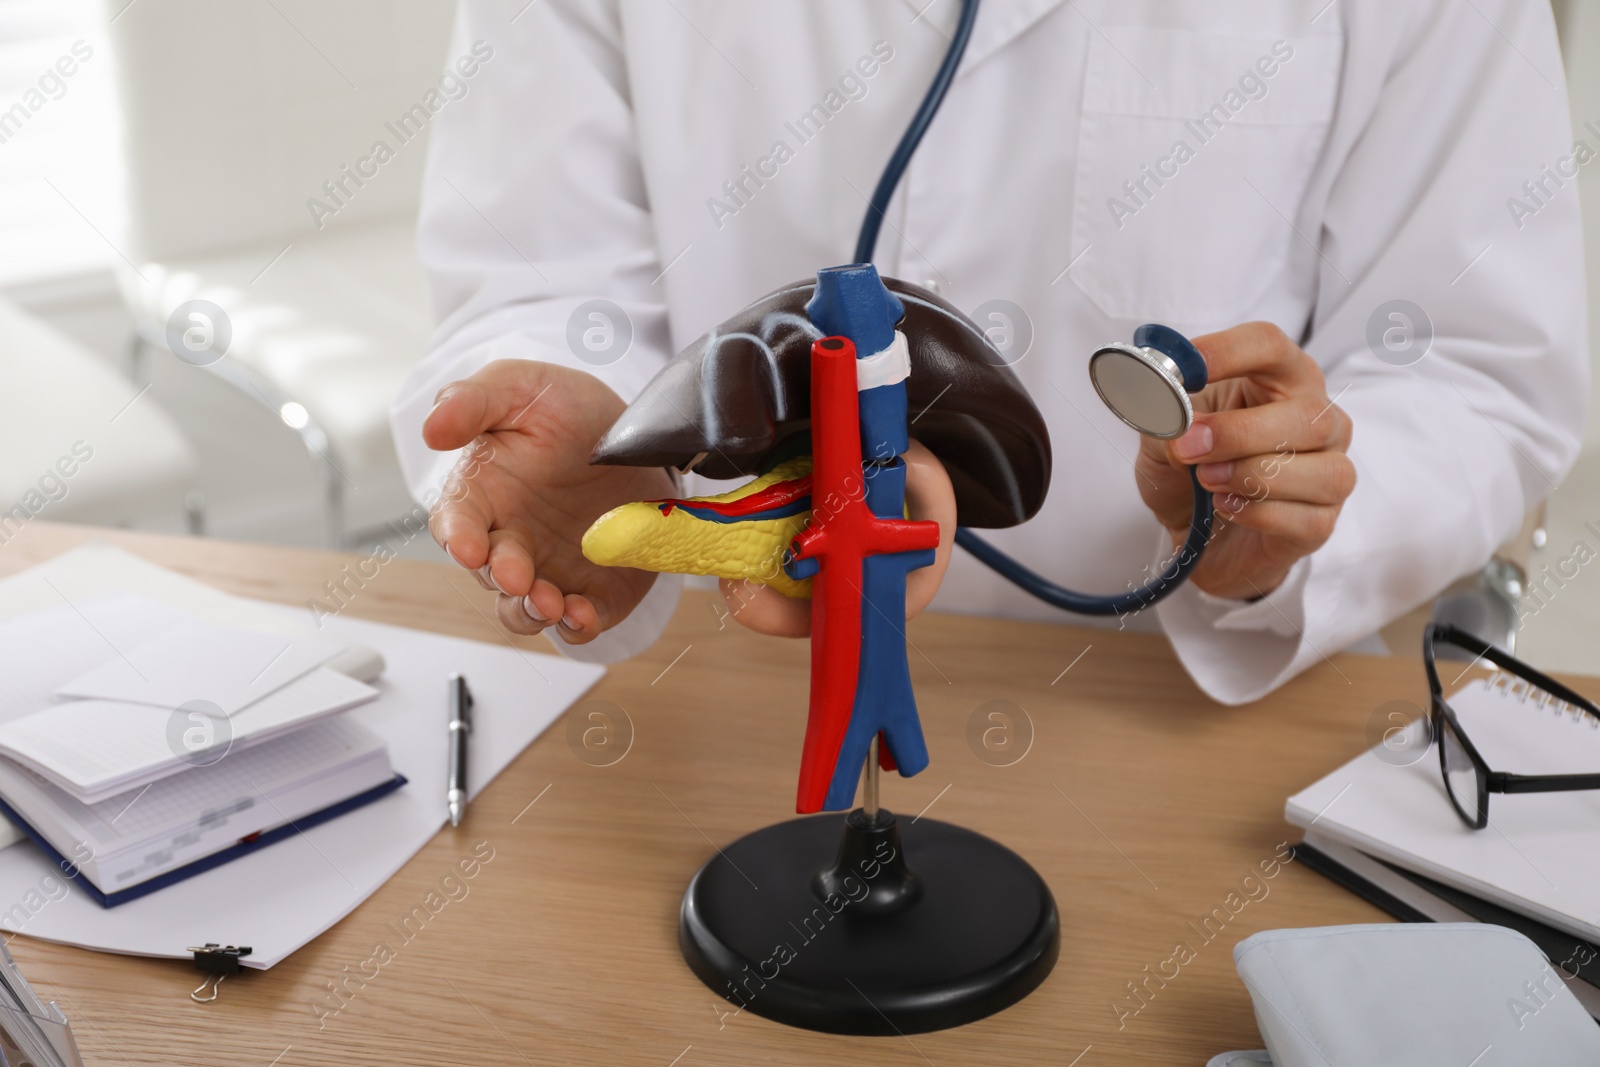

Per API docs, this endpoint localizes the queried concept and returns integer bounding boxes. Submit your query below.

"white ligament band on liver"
[855,331,910,390]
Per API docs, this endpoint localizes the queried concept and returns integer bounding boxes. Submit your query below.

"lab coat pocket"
[1068,29,1341,325]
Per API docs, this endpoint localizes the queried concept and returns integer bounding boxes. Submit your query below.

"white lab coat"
[391,0,1588,704]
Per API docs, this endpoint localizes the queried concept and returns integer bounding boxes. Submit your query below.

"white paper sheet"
[0,546,605,967]
[0,668,378,804]
[55,623,338,714]
[0,597,200,724]
[0,551,385,683]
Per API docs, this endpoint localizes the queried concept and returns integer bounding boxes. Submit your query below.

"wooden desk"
[5,523,1589,1065]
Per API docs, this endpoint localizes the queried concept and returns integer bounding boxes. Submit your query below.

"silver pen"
[446,673,473,827]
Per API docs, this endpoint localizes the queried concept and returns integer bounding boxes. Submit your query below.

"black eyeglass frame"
[1424,623,1600,829]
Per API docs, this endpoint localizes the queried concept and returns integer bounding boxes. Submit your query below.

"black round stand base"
[679,810,1059,1035]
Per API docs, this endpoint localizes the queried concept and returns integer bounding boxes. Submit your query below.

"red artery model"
[786,336,940,813]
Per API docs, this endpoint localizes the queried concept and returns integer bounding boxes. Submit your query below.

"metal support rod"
[862,735,880,820]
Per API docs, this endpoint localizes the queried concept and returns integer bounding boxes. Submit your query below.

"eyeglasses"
[1424,623,1600,830]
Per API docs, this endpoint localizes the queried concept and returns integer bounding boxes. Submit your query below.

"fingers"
[492,579,579,638]
[481,528,536,597]
[428,442,501,570]
[903,440,956,619]
[1214,497,1341,556]
[422,359,555,452]
[427,442,547,599]
[495,589,550,635]
[471,565,496,592]
[525,577,566,629]
[719,579,812,637]
[1196,451,1356,508]
[1192,321,1324,392]
[552,592,604,644]
[1172,394,1352,466]
[1134,454,1202,534]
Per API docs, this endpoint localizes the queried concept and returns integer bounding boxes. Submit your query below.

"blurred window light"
[0,0,124,288]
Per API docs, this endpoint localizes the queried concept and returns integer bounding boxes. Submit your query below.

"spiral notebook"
[1287,674,1600,945]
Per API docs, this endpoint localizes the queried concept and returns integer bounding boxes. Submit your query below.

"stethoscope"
[854,0,1214,618]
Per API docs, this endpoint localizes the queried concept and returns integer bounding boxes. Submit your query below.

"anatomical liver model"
[584,263,1059,1035]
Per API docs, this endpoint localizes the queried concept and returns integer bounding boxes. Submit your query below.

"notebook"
[0,667,378,804]
[1292,832,1600,1022]
[1286,674,1600,944]
[0,716,402,907]
[0,596,381,804]
[0,591,401,904]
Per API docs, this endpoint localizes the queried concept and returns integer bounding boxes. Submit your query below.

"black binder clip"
[188,944,251,1003]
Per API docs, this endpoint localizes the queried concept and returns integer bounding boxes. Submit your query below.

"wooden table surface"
[4,522,1589,1066]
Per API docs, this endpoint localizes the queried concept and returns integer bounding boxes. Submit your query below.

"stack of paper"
[0,717,397,900]
[0,594,398,905]
[0,618,378,803]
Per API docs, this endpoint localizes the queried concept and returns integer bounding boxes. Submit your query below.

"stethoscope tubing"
[953,468,1215,617]
[854,0,1216,614]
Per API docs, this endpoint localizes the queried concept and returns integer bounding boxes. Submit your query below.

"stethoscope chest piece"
[1088,323,1209,440]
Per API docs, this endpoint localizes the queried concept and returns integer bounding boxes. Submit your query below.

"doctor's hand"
[423,359,675,644]
[1134,322,1355,602]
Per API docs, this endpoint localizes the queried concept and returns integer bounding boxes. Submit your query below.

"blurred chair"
[106,0,455,546]
[0,296,199,536]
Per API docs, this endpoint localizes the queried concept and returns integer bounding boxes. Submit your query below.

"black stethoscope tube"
[853,0,1215,615]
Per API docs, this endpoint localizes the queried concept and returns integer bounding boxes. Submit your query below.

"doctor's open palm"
[423,359,675,644]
